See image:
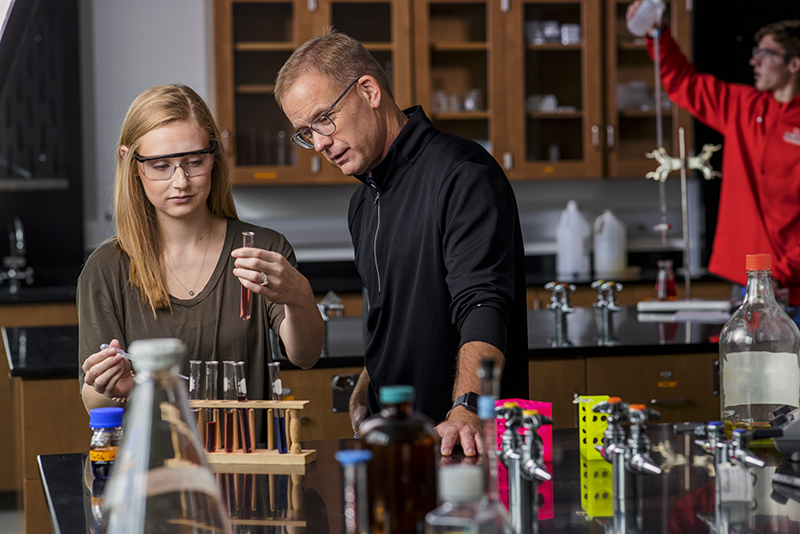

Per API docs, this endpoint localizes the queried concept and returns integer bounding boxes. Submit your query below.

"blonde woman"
[79,84,323,413]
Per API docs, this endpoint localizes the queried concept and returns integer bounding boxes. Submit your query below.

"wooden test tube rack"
[189,399,316,468]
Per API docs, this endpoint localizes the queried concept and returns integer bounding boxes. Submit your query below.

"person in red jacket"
[629,2,800,303]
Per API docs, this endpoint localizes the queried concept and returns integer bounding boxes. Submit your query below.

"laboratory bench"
[37,425,800,534]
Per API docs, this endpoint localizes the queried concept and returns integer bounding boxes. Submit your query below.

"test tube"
[240,232,255,320]
[235,361,253,453]
[223,361,237,452]
[189,360,203,438]
[204,361,219,452]
[268,362,288,453]
[335,449,373,534]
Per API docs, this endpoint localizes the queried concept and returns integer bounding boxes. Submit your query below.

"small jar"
[89,407,124,479]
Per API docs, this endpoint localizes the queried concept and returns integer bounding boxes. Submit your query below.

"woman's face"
[131,120,213,222]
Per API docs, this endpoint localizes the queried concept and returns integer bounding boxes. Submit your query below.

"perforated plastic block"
[577,395,609,460]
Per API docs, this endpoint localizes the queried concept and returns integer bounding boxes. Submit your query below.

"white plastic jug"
[593,209,627,277]
[556,200,591,280]
[627,0,665,37]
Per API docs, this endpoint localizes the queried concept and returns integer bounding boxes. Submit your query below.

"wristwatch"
[452,392,479,414]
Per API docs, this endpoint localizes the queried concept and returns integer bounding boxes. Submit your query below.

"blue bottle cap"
[335,449,374,466]
[379,385,415,405]
[89,407,124,429]
[478,395,496,420]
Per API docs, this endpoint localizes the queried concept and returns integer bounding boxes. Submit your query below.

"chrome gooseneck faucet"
[593,399,662,534]
[0,217,34,293]
[497,403,552,534]
[592,280,623,346]
[545,281,575,347]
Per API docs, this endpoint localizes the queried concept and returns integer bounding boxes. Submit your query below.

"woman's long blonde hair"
[114,84,238,313]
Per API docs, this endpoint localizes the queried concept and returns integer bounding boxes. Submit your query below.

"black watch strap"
[452,392,479,414]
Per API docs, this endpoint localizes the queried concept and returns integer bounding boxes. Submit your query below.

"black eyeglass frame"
[290,78,362,149]
[752,47,788,62]
[133,140,217,163]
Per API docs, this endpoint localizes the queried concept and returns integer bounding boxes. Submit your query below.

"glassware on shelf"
[719,254,800,443]
[99,338,230,533]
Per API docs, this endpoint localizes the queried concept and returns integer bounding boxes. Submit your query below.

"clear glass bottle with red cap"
[719,254,800,441]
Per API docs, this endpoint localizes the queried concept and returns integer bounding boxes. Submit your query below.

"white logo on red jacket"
[784,127,800,146]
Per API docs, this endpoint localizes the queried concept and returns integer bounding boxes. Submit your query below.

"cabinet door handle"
[606,125,615,150]
[308,0,317,12]
[649,397,689,405]
[501,0,510,12]
[311,156,321,174]
[591,125,600,150]
[503,152,513,171]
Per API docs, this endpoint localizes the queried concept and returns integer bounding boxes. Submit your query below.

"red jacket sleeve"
[646,27,734,136]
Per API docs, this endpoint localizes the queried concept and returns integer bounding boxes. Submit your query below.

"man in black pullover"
[275,29,529,456]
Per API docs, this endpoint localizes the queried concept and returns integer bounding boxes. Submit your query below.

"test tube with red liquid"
[240,232,255,320]
[235,361,253,453]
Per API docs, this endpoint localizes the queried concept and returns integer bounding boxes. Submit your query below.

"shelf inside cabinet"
[431,42,487,51]
[618,108,673,118]
[237,84,276,94]
[433,111,490,120]
[527,43,582,51]
[528,110,583,119]
[618,40,647,51]
[234,42,297,52]
[361,42,394,51]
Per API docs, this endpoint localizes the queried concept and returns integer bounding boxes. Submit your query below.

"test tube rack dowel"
[189,399,316,467]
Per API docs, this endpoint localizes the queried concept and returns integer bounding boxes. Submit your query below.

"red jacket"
[648,28,800,304]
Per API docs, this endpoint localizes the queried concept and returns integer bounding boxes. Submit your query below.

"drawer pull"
[649,397,689,405]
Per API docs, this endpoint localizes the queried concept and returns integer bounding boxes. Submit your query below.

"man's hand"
[436,407,484,457]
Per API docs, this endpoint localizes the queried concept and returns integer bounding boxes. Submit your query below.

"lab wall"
[80,0,697,268]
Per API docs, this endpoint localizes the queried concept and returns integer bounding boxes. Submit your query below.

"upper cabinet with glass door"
[413,0,504,158]
[501,0,603,180]
[605,0,692,178]
[215,0,315,185]
[309,0,413,182]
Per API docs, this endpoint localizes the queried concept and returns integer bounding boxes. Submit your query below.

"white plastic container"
[556,200,591,281]
[593,209,627,278]
[626,0,665,37]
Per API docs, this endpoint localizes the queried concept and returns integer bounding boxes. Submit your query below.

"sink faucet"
[592,280,622,346]
[1,217,34,293]
[545,281,575,347]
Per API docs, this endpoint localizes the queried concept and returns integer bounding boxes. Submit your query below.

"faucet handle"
[592,279,623,310]
[544,281,576,312]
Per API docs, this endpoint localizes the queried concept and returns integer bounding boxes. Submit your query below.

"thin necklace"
[165,222,213,297]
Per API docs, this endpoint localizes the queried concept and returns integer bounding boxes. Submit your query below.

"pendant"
[189,291,194,296]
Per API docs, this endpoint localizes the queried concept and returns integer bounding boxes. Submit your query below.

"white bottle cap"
[128,338,186,371]
[438,464,483,502]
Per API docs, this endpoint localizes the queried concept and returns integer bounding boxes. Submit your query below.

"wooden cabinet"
[586,352,719,423]
[529,358,585,428]
[605,0,693,178]
[217,0,695,183]
[214,0,413,185]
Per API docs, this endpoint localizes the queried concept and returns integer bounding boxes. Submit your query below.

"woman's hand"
[232,248,314,307]
[232,247,324,369]
[82,339,134,406]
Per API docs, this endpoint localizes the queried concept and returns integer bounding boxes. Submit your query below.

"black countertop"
[2,308,723,378]
[38,425,800,534]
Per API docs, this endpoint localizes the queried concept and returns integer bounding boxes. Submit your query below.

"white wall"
[81,0,214,249]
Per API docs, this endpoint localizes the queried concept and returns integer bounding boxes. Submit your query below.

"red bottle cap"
[746,254,771,271]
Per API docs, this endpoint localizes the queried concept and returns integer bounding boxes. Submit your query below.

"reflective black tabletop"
[38,425,800,534]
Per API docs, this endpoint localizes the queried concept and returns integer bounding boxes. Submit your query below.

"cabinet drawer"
[586,352,719,424]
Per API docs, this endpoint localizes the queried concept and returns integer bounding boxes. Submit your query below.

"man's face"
[282,73,384,176]
[751,34,794,92]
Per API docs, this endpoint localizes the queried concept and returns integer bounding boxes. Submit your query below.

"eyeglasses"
[290,78,361,149]
[134,141,216,181]
[752,47,787,62]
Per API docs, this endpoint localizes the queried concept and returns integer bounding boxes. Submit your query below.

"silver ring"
[260,272,269,286]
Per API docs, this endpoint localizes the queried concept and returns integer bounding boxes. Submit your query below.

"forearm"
[350,368,370,410]
[280,299,324,369]
[451,341,504,404]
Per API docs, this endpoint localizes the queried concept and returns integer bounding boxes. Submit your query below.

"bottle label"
[90,447,118,462]
[723,351,800,406]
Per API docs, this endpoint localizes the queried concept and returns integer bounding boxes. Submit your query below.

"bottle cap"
[128,338,186,371]
[438,464,483,502]
[334,449,374,466]
[746,254,771,272]
[89,407,124,429]
[478,395,496,420]
[379,385,415,405]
